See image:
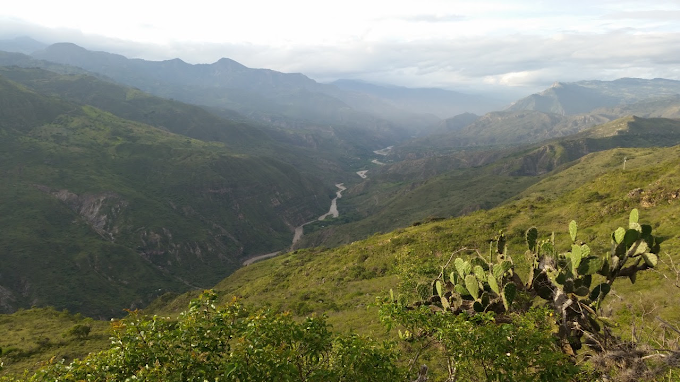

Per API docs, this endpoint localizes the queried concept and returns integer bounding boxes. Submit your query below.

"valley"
[1,36,680,380]
[242,183,347,266]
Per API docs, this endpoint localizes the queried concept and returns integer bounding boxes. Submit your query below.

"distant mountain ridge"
[401,110,611,153]
[508,78,680,115]
[29,43,441,141]
[404,89,680,155]
[0,36,46,54]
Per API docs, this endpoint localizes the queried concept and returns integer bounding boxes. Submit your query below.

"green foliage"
[380,302,580,381]
[380,210,674,380]
[63,324,91,339]
[3,291,402,382]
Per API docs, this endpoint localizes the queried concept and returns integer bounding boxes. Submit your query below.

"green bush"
[2,291,402,382]
[63,324,91,339]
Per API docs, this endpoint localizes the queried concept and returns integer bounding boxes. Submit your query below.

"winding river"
[355,145,391,179]
[242,183,346,266]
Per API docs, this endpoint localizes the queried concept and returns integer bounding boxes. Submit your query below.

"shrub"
[6,291,403,382]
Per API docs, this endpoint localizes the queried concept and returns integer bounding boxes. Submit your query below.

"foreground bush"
[1,291,401,382]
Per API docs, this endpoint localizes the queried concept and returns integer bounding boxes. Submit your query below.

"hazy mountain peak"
[0,36,47,54]
[214,57,247,69]
[43,42,89,53]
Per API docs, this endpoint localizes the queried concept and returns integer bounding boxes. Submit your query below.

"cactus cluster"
[420,232,518,314]
[413,209,660,355]
[530,209,659,303]
[529,208,661,353]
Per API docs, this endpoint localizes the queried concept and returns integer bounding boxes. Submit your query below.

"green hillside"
[0,67,267,149]
[115,143,680,381]
[0,308,111,376]
[0,66,398,185]
[0,75,332,316]
[151,143,680,326]
[295,116,680,249]
[3,134,680,380]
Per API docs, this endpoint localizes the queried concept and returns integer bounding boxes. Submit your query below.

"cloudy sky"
[2,0,680,94]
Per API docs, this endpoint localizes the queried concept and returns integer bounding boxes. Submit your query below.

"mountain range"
[2,38,680,378]
[0,39,679,330]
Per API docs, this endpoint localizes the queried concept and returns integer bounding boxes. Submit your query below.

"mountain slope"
[593,94,680,119]
[400,110,611,154]
[30,43,429,141]
[0,76,331,316]
[0,66,371,185]
[4,135,680,377]
[0,36,47,55]
[406,92,680,155]
[296,116,680,248]
[0,66,266,149]
[149,143,680,349]
[508,78,680,115]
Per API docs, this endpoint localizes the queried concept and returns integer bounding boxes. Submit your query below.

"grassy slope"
[0,76,331,316]
[0,309,110,376]
[150,144,680,344]
[0,67,268,150]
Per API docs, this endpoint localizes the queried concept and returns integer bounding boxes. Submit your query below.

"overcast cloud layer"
[2,0,680,94]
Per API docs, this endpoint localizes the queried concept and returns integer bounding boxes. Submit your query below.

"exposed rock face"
[36,185,127,240]
[0,285,17,313]
[36,184,243,268]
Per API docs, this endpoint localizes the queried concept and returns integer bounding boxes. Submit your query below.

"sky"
[1,0,680,94]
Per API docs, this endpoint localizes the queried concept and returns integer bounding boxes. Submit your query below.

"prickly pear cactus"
[412,209,660,356]
[529,209,661,353]
[420,231,519,315]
